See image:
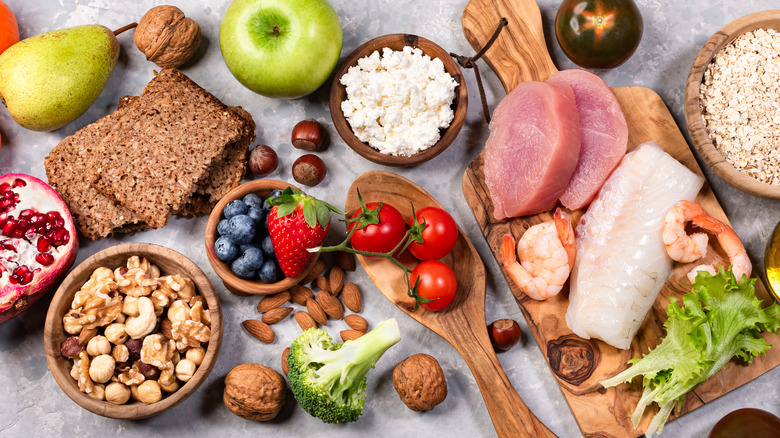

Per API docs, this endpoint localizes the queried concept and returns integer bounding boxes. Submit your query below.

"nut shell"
[135,5,201,68]
[223,363,286,421]
[392,353,447,412]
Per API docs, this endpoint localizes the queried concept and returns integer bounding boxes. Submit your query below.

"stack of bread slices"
[45,68,255,240]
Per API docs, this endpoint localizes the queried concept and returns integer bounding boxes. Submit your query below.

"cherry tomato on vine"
[408,206,458,261]
[410,261,457,311]
[348,202,407,256]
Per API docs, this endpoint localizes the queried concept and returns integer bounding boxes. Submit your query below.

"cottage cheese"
[340,46,458,156]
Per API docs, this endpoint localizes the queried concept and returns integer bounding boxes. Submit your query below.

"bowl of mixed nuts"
[43,243,222,419]
[684,10,780,200]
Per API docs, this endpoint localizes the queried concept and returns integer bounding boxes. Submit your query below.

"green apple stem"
[113,22,138,36]
[272,26,280,37]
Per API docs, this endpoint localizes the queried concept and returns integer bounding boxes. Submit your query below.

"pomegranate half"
[0,173,78,323]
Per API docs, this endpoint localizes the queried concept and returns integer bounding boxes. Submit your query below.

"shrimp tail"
[554,208,576,269]
[692,209,752,280]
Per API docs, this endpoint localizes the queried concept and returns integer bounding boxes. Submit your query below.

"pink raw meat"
[484,80,581,219]
[547,69,628,210]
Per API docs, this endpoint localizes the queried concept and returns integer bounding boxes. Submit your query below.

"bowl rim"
[204,179,320,296]
[329,33,469,168]
[683,10,780,200]
[43,242,223,419]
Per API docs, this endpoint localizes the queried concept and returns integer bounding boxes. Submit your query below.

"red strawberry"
[267,188,342,278]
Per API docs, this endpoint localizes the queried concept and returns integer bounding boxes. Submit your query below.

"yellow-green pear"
[0,25,120,132]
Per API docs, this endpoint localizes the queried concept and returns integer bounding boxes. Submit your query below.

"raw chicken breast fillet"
[565,142,704,350]
[484,80,581,219]
[547,69,628,210]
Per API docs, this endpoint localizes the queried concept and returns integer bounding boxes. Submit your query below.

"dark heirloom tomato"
[555,0,643,69]
[708,408,780,438]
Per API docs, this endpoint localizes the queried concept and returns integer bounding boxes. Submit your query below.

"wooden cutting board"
[460,0,780,437]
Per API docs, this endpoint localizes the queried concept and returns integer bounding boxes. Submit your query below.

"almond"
[333,250,356,271]
[261,306,293,325]
[305,298,328,325]
[315,275,330,293]
[288,285,314,306]
[294,311,317,331]
[342,282,363,313]
[160,318,174,339]
[78,327,97,346]
[329,266,345,295]
[301,259,326,285]
[242,319,275,343]
[257,291,291,313]
[340,330,364,342]
[344,314,368,333]
[317,290,343,319]
[282,347,290,376]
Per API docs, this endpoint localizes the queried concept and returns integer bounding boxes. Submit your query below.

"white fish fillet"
[565,142,704,350]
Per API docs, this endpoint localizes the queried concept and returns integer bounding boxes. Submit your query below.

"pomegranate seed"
[1,240,16,252]
[11,266,30,285]
[53,217,64,228]
[30,214,46,226]
[2,191,12,199]
[0,199,13,209]
[19,209,34,219]
[47,211,62,221]
[11,228,24,238]
[51,228,69,246]
[2,218,17,235]
[0,182,9,192]
[12,179,26,188]
[17,219,30,232]
[35,252,55,266]
[37,236,51,252]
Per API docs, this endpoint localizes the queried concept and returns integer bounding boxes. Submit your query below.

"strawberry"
[267,188,343,278]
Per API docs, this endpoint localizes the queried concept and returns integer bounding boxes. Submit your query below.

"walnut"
[223,363,286,421]
[67,278,122,330]
[171,319,210,351]
[76,351,94,394]
[115,363,145,386]
[392,354,448,411]
[135,5,201,68]
[141,334,169,369]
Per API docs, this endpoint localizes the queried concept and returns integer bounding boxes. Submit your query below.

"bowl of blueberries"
[204,179,320,295]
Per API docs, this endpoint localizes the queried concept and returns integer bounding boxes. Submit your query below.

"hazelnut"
[136,380,162,404]
[247,145,279,177]
[175,358,197,382]
[88,383,105,401]
[104,323,128,345]
[105,382,131,405]
[392,354,447,411]
[86,336,111,357]
[89,354,116,384]
[185,347,205,366]
[292,154,327,186]
[159,378,179,393]
[291,119,329,151]
[223,363,286,421]
[137,361,161,380]
[135,5,201,68]
[61,336,83,359]
[125,338,143,363]
[488,319,522,351]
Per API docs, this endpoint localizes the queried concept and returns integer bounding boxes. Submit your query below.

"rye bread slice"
[88,68,251,229]
[45,96,146,240]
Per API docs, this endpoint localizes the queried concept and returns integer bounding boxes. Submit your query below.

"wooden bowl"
[43,243,222,419]
[329,34,468,167]
[204,179,320,296]
[684,10,780,200]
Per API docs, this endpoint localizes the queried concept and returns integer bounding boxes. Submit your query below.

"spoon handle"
[453,320,556,438]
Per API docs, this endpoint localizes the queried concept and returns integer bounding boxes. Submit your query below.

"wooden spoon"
[346,171,555,438]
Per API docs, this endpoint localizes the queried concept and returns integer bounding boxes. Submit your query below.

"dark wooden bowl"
[43,243,222,419]
[684,10,780,200]
[330,34,468,167]
[204,179,320,296]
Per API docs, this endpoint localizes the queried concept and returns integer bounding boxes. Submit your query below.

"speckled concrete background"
[1,0,778,437]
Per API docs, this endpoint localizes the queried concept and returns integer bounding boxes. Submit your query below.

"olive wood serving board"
[346,171,555,438]
[460,0,780,437]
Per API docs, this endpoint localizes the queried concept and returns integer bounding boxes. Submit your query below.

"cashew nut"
[125,297,157,339]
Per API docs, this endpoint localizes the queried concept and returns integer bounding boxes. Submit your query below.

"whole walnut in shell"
[135,5,201,68]
[224,363,286,421]
[392,353,447,411]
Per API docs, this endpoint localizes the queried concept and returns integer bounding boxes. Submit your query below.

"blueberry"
[258,260,281,283]
[237,247,265,270]
[243,193,264,210]
[214,236,239,261]
[217,219,230,236]
[226,214,256,244]
[231,257,257,279]
[263,189,283,213]
[261,235,275,258]
[247,206,264,224]
[223,200,248,219]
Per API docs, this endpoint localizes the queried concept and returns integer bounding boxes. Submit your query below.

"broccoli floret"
[287,317,401,423]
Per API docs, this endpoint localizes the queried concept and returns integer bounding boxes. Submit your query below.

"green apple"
[220,0,342,99]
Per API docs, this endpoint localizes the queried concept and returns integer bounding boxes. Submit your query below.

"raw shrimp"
[501,208,575,300]
[663,200,752,281]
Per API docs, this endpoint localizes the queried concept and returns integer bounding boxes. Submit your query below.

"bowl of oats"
[43,243,222,419]
[330,34,468,167]
[684,10,780,200]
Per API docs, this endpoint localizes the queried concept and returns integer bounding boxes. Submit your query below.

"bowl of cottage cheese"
[329,34,468,167]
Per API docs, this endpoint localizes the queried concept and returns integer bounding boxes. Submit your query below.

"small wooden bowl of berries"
[204,180,324,295]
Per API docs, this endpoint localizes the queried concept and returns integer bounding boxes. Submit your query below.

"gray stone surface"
[1,0,778,437]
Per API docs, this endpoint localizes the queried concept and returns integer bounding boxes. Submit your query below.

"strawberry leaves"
[268,187,343,229]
